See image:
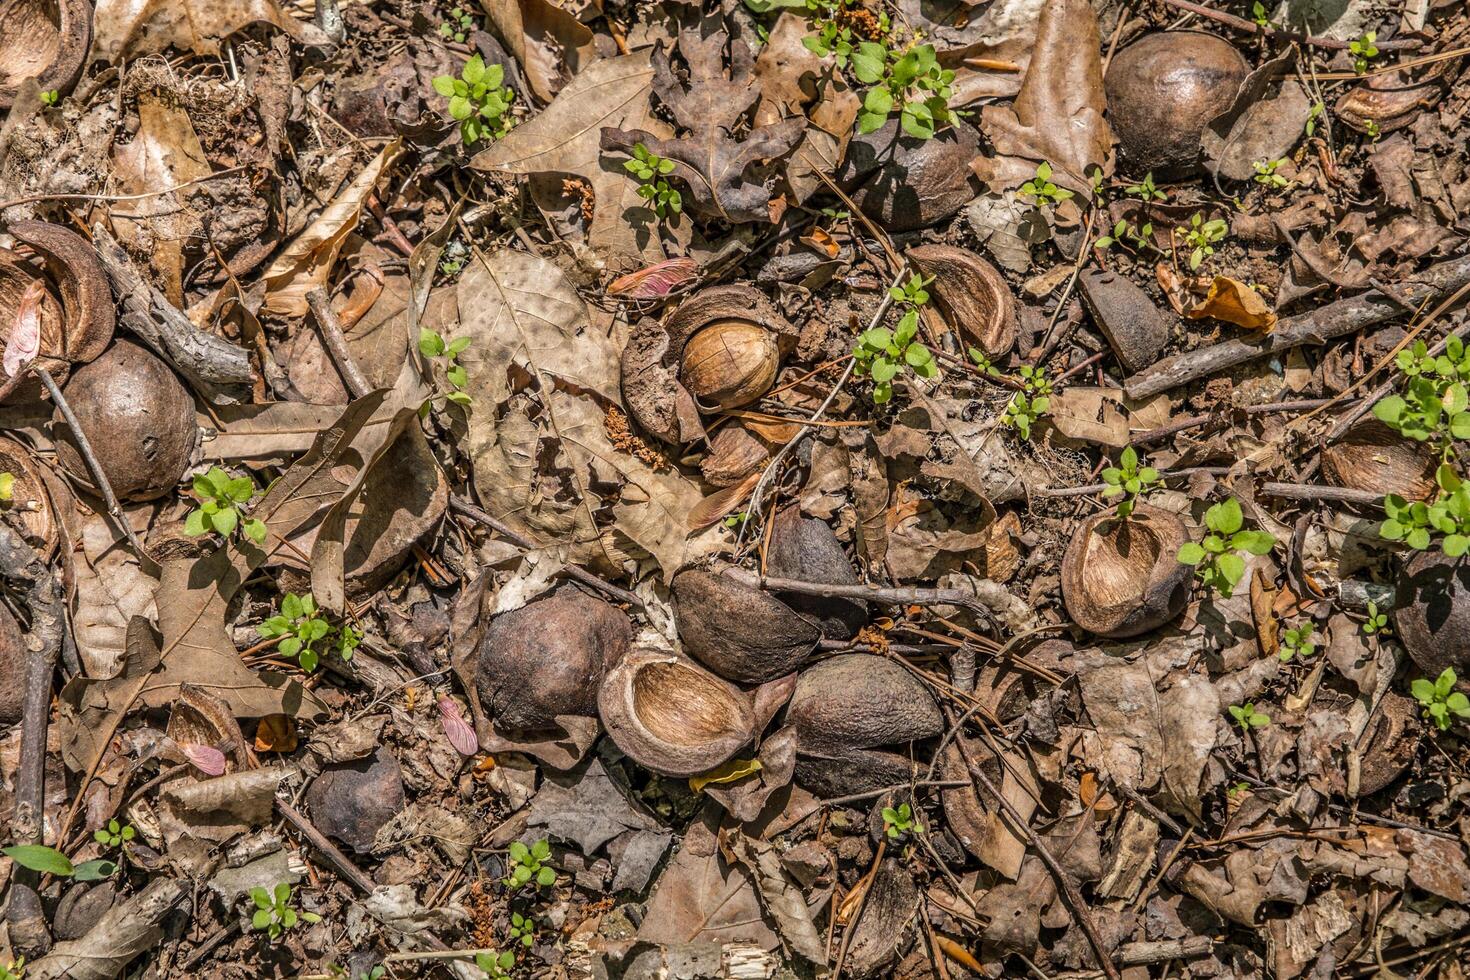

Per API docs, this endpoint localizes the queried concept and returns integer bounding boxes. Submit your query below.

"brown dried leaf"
[92,0,302,64]
[480,0,597,103]
[1184,276,1278,332]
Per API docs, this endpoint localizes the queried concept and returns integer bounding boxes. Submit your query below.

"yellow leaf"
[1185,276,1277,332]
[688,757,762,794]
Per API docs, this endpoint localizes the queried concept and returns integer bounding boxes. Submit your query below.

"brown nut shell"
[765,506,867,640]
[9,221,115,364]
[907,244,1017,358]
[1060,503,1192,638]
[0,0,92,109]
[1105,31,1250,175]
[788,653,943,760]
[679,320,778,411]
[477,587,632,732]
[1357,692,1420,796]
[598,645,757,777]
[672,563,819,684]
[0,436,58,554]
[793,744,924,798]
[0,602,25,724]
[1395,551,1470,686]
[1322,418,1437,502]
[53,340,198,501]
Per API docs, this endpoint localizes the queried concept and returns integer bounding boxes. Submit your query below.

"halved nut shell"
[0,0,92,110]
[1322,417,1436,502]
[1060,503,1192,638]
[0,436,58,554]
[598,645,756,777]
[908,244,1017,358]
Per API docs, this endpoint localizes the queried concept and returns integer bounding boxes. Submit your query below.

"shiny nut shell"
[679,320,779,412]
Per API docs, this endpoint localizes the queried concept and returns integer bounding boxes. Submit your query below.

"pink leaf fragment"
[439,697,479,757]
[608,258,699,300]
[182,743,227,777]
[4,280,44,379]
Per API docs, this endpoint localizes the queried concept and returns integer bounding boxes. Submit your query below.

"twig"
[306,287,373,399]
[1259,482,1381,506]
[277,799,376,895]
[944,705,1121,980]
[1153,0,1419,50]
[34,365,155,567]
[818,780,971,809]
[0,167,250,214]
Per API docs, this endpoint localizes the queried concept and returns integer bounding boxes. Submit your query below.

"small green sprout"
[504,839,556,890]
[1373,337,1470,457]
[1123,172,1165,203]
[0,472,12,503]
[1411,668,1470,732]
[250,882,320,941]
[1278,621,1317,662]
[853,273,938,404]
[1252,158,1290,189]
[819,205,851,222]
[432,55,514,145]
[419,328,473,406]
[475,950,516,979]
[967,347,1001,378]
[1227,781,1251,797]
[1176,497,1276,598]
[2,844,114,882]
[0,957,23,980]
[93,819,135,850]
[722,511,749,530]
[1251,1,1272,29]
[257,592,358,673]
[185,466,267,544]
[1003,365,1051,440]
[39,90,59,108]
[1229,702,1271,732]
[623,143,682,219]
[799,0,885,69]
[1100,445,1162,519]
[852,41,957,140]
[1019,161,1074,207]
[1362,600,1391,636]
[1087,165,1106,197]
[1094,218,1158,255]
[1350,31,1379,75]
[1363,118,1381,141]
[881,802,922,838]
[439,5,475,42]
[1179,213,1229,270]
[509,910,536,947]
[1305,101,1324,138]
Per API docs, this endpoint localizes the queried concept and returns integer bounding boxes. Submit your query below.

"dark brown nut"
[1321,417,1437,502]
[1060,504,1192,638]
[1395,551,1470,686]
[304,748,406,855]
[598,645,756,777]
[1105,31,1250,175]
[0,0,92,109]
[700,422,772,487]
[908,244,1017,358]
[477,587,631,732]
[672,563,819,684]
[835,117,982,232]
[54,340,198,502]
[788,654,942,761]
[765,506,866,640]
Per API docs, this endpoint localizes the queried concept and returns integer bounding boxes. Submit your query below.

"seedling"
[93,819,135,850]
[1176,497,1276,598]
[1229,702,1271,732]
[419,327,473,406]
[1252,158,1289,189]
[1251,2,1273,29]
[509,910,536,947]
[722,511,749,529]
[1305,101,1325,138]
[1373,338,1470,458]
[1178,212,1229,270]
[1003,365,1052,440]
[250,882,321,941]
[1100,445,1162,519]
[1094,218,1158,255]
[967,348,1001,378]
[2,844,114,882]
[504,839,556,890]
[1362,600,1391,636]
[39,90,59,108]
[798,0,887,70]
[1123,172,1165,203]
[1019,161,1074,207]
[475,951,516,979]
[623,143,682,219]
[439,5,475,42]
[1381,466,1470,555]
[184,465,267,544]
[1350,31,1379,75]
[852,41,957,140]
[1278,621,1316,662]
[1411,668,1470,732]
[853,273,939,404]
[0,958,22,980]
[1363,118,1381,141]
[0,472,12,503]
[257,592,359,673]
[881,802,922,838]
[432,55,514,145]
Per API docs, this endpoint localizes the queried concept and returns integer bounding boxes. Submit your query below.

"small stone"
[1079,269,1172,374]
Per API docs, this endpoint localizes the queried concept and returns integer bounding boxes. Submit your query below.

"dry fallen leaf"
[1185,275,1279,332]
[91,0,302,64]
[480,0,598,103]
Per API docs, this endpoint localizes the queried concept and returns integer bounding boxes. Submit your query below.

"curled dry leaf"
[479,0,597,103]
[91,0,302,64]
[1183,276,1278,332]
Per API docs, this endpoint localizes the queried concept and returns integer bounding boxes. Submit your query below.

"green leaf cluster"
[853,42,956,140]
[2,844,114,882]
[1350,31,1378,74]
[1278,621,1316,662]
[475,950,516,979]
[623,143,682,219]
[0,956,22,980]
[1123,172,1165,203]
[432,55,514,145]
[40,90,59,108]
[250,882,321,941]
[1251,1,1273,28]
[853,274,938,404]
[967,347,1001,378]
[439,5,474,42]
[1176,497,1276,598]
[1411,668,1470,732]
[1252,158,1290,189]
[505,839,556,890]
[257,592,359,673]
[1228,702,1270,731]
[1373,339,1470,451]
[794,0,885,70]
[93,818,135,850]
[881,802,922,838]
[1362,599,1390,636]
[1019,162,1074,207]
[419,328,473,406]
[1382,466,1470,554]
[1094,217,1157,254]
[1003,365,1051,440]
[509,910,536,947]
[185,465,266,544]
[1179,212,1229,271]
[1100,446,1161,519]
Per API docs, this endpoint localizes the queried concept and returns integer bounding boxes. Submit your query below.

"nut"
[1321,417,1437,501]
[908,244,1017,358]
[679,320,778,412]
[1395,551,1470,685]
[598,645,757,777]
[672,563,820,684]
[477,587,632,732]
[304,747,406,854]
[0,0,92,109]
[765,506,867,640]
[700,422,772,487]
[1105,31,1249,175]
[1060,503,1192,638]
[53,340,198,501]
[835,117,983,232]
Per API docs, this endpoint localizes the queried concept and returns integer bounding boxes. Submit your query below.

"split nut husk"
[476,587,632,733]
[598,645,757,777]
[1358,692,1420,796]
[0,0,92,109]
[0,436,58,554]
[1060,504,1192,638]
[1321,417,1437,502]
[1395,551,1470,686]
[1105,31,1250,175]
[672,562,820,684]
[54,339,198,502]
[907,244,1017,358]
[620,285,797,444]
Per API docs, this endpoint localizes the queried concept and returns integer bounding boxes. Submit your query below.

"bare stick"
[307,287,373,399]
[1154,0,1418,50]
[277,798,376,895]
[1124,254,1470,400]
[1259,482,1381,505]
[34,365,154,567]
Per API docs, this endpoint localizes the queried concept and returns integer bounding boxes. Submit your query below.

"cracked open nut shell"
[1060,503,1192,638]
[0,0,92,109]
[907,244,1017,358]
[1321,417,1437,502]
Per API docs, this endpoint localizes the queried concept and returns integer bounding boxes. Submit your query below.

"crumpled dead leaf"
[1201,51,1313,183]
[725,829,826,963]
[91,0,303,64]
[480,0,597,104]
[1184,276,1278,332]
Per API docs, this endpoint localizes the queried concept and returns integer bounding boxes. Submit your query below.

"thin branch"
[1154,0,1419,50]
[307,287,373,399]
[277,799,376,895]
